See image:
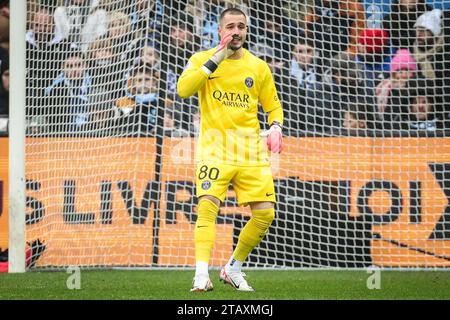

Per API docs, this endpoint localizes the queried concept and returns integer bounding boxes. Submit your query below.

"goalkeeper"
[177,7,283,292]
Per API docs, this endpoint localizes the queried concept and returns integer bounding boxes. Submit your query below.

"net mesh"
[19,0,450,269]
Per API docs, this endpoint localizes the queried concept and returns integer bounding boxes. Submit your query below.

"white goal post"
[8,0,27,273]
[4,0,450,271]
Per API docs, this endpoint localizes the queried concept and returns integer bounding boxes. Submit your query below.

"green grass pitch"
[0,270,449,300]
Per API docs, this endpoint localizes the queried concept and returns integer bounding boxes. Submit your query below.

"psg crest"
[245,77,254,88]
[201,181,211,190]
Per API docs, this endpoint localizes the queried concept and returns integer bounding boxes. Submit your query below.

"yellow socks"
[231,207,275,262]
[195,200,275,273]
[194,198,220,264]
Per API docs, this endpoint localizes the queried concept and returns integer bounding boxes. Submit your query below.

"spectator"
[185,0,225,49]
[289,36,321,90]
[403,79,441,132]
[0,0,8,17]
[130,0,164,38]
[382,0,433,52]
[375,49,418,121]
[413,8,450,121]
[413,9,449,80]
[26,6,72,130]
[26,6,70,58]
[164,12,201,106]
[342,97,369,131]
[0,0,9,50]
[0,55,8,116]
[281,0,315,31]
[132,37,161,69]
[41,50,93,134]
[166,11,202,131]
[53,0,108,52]
[306,52,372,133]
[281,35,322,133]
[250,1,297,61]
[305,0,366,60]
[114,65,163,136]
[87,37,125,118]
[356,28,391,88]
[106,11,135,61]
[252,43,285,77]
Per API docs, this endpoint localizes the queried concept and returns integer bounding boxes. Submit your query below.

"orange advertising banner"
[0,137,449,267]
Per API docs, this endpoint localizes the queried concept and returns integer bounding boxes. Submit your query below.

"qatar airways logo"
[212,90,250,109]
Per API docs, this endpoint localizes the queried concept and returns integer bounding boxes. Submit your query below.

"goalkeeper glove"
[262,122,283,153]
[203,33,236,74]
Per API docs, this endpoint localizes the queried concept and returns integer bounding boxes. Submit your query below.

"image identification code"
[177,303,273,318]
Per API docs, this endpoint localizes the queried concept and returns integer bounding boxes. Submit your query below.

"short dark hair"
[219,7,247,24]
[406,78,438,106]
[331,53,362,80]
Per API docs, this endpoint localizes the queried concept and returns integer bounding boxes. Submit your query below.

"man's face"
[141,46,159,66]
[132,73,157,95]
[262,56,284,74]
[218,13,247,51]
[392,69,415,88]
[343,112,366,129]
[170,26,193,47]
[416,28,434,46]
[293,43,315,68]
[411,95,432,120]
[94,48,114,66]
[2,69,9,91]
[164,113,174,129]
[64,56,85,80]
[265,20,282,35]
[109,19,129,39]
[33,10,54,42]
[0,4,9,18]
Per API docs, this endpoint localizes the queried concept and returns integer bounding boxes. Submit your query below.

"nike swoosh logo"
[266,193,273,197]
[197,225,208,228]
[208,76,220,80]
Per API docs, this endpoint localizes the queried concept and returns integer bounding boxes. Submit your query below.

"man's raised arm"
[177,33,235,98]
[177,56,210,99]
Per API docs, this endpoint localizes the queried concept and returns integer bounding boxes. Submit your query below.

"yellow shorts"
[195,162,276,206]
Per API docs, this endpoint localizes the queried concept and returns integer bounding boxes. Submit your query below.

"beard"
[229,35,244,51]
[230,43,243,51]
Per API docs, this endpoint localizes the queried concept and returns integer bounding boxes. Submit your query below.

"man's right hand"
[211,33,236,65]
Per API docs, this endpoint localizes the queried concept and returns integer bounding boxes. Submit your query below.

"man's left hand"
[266,123,283,153]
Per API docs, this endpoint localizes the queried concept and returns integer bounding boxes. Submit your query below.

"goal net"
[10,0,450,269]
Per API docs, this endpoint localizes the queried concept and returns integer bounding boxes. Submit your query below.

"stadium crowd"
[0,0,449,137]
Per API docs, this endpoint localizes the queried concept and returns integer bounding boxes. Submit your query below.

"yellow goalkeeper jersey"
[177,48,283,166]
